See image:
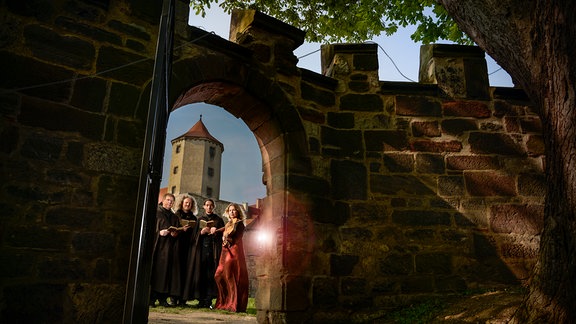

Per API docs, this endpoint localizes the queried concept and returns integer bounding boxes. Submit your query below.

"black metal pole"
[122,0,175,322]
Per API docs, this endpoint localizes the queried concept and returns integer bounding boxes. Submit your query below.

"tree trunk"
[439,0,576,322]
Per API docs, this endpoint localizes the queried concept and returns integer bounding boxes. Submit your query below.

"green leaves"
[189,0,471,44]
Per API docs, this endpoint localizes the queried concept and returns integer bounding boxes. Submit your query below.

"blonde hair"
[224,203,246,220]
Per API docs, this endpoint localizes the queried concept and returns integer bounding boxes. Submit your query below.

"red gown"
[214,221,249,312]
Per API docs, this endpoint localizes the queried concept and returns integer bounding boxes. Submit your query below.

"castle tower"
[167,116,224,199]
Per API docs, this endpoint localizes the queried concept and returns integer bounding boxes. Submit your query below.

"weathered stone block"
[391,210,451,226]
[21,135,63,162]
[412,120,441,137]
[465,171,517,196]
[20,97,105,140]
[330,254,359,276]
[24,25,95,69]
[411,139,462,153]
[415,253,452,274]
[353,53,379,71]
[526,135,544,156]
[0,52,73,101]
[108,82,141,117]
[107,20,150,40]
[469,132,526,156]
[473,233,498,257]
[55,16,122,45]
[441,118,478,135]
[379,254,413,275]
[500,242,538,259]
[493,100,524,117]
[117,119,145,148]
[365,130,409,152]
[382,153,414,173]
[443,101,491,118]
[2,284,65,323]
[435,276,467,292]
[349,202,388,224]
[0,253,35,277]
[46,207,101,228]
[371,175,435,196]
[72,232,115,255]
[327,112,354,129]
[519,116,542,133]
[66,141,84,165]
[404,229,435,242]
[330,159,367,200]
[340,94,383,111]
[415,153,445,174]
[446,155,500,170]
[341,277,366,296]
[0,124,18,154]
[348,80,370,92]
[285,276,311,310]
[96,175,138,211]
[396,96,442,116]
[312,277,339,308]
[504,116,521,133]
[6,226,71,250]
[311,198,349,225]
[0,92,19,118]
[96,46,153,85]
[518,173,546,196]
[71,77,107,112]
[490,204,544,235]
[301,82,336,107]
[125,39,146,52]
[438,175,465,196]
[321,126,363,157]
[38,258,85,280]
[400,276,434,294]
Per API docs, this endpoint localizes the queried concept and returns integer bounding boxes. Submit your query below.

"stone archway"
[169,73,312,321]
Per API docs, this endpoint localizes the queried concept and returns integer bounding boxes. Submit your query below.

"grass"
[384,299,446,324]
[149,298,257,316]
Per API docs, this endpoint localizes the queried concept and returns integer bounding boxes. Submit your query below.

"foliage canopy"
[189,0,471,44]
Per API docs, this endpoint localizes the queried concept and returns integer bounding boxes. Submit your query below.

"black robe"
[150,204,181,298]
[181,212,225,302]
[175,209,199,300]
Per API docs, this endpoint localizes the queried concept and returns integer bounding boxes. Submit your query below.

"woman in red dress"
[214,203,249,312]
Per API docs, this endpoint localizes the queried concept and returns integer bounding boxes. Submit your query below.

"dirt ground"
[428,289,524,323]
[148,289,524,323]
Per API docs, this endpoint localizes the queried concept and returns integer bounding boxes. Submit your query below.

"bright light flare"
[256,230,272,247]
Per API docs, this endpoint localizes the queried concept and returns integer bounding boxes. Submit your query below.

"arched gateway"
[161,11,315,322]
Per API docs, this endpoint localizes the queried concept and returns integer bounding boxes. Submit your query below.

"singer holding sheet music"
[181,198,225,308]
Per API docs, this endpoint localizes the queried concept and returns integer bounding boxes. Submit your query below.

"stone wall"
[0,0,160,322]
[0,2,544,323]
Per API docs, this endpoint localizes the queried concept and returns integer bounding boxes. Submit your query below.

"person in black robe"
[173,194,199,307]
[182,198,225,308]
[150,193,181,307]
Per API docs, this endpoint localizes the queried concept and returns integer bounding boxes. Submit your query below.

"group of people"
[150,193,249,313]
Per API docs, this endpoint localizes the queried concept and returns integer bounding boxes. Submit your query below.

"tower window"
[206,187,213,197]
[173,166,178,174]
[208,167,214,177]
[209,146,215,159]
[171,186,176,194]
[175,145,181,153]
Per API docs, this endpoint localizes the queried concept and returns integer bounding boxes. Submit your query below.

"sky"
[160,4,515,205]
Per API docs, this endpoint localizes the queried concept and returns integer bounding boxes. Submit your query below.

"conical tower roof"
[172,116,223,148]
